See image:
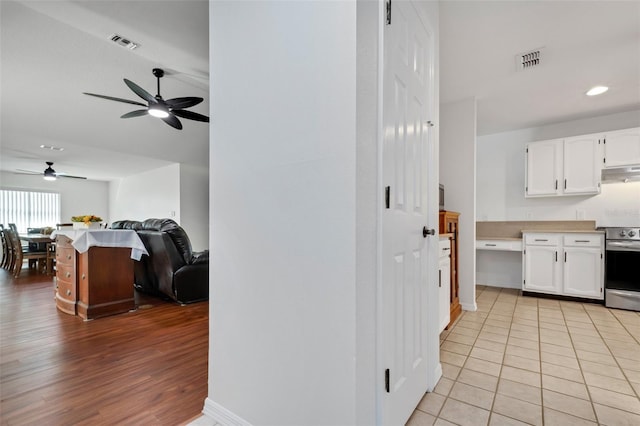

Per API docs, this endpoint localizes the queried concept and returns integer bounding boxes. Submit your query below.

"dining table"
[18,233,54,274]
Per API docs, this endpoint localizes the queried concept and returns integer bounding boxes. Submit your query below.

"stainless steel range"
[603,227,640,311]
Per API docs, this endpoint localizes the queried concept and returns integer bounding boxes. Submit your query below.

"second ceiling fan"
[83,68,209,130]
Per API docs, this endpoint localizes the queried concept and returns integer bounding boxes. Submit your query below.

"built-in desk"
[52,230,148,320]
[476,238,523,252]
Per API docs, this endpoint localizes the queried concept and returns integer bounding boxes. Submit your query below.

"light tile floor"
[407,286,640,426]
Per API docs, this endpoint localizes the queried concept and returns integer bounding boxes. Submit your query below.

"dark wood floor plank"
[0,267,208,425]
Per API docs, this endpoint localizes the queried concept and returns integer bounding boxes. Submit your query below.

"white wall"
[477,109,640,227]
[109,163,180,225]
[440,98,477,311]
[209,1,357,424]
[0,170,109,224]
[180,164,209,251]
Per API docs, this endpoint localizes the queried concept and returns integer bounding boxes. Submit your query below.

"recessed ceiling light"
[40,144,64,151]
[586,86,608,96]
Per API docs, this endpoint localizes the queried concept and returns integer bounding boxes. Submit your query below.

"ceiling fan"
[16,162,87,181]
[83,68,209,130]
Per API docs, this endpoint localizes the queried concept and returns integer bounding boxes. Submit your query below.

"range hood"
[601,166,640,183]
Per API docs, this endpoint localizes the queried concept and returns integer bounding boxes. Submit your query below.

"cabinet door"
[526,140,562,197]
[604,128,640,168]
[438,256,451,332]
[524,246,561,294]
[563,134,601,195]
[563,247,603,299]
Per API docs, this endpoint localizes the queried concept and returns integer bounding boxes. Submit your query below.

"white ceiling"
[0,0,209,182]
[440,1,640,135]
[1,1,639,182]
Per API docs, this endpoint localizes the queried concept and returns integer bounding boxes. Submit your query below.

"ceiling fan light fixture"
[43,175,57,181]
[148,106,169,118]
[586,86,608,96]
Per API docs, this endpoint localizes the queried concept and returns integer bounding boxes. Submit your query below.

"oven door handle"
[606,241,640,252]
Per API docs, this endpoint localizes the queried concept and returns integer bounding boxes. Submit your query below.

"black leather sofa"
[111,218,208,304]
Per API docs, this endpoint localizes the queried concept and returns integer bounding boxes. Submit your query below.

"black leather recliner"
[111,218,208,304]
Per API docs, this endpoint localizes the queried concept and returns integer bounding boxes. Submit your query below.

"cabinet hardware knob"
[82,274,86,280]
[65,272,71,278]
[67,254,71,260]
[66,289,71,296]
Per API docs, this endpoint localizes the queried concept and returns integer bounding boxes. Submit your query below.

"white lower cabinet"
[523,233,604,300]
[438,237,451,332]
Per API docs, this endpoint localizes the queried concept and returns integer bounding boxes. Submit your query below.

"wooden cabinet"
[522,232,603,300]
[525,136,601,197]
[55,236,135,320]
[439,211,461,326]
[55,236,77,315]
[603,127,640,168]
[438,237,451,333]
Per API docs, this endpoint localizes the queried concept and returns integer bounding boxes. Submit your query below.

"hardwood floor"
[0,266,208,425]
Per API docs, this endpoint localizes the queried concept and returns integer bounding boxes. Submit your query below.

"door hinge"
[385,0,392,25]
[385,186,390,209]
[385,368,390,393]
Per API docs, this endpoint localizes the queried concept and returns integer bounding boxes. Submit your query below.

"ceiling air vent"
[109,34,139,50]
[516,48,543,71]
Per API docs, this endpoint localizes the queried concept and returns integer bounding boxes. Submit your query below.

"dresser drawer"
[56,263,76,283]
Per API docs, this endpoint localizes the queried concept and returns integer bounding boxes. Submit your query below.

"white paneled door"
[381,1,434,424]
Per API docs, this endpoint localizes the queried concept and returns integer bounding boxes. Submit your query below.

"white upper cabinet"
[526,136,600,197]
[525,139,562,196]
[563,134,601,194]
[603,127,640,168]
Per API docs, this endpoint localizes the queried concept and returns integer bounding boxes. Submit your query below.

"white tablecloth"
[50,229,149,260]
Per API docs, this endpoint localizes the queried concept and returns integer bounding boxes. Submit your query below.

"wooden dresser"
[55,236,135,320]
[439,211,461,327]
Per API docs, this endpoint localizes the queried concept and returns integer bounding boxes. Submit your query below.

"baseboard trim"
[461,301,477,312]
[202,398,252,426]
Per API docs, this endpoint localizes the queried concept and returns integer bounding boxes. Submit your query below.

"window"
[0,189,61,233]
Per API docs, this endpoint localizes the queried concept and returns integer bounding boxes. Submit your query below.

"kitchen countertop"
[521,229,605,234]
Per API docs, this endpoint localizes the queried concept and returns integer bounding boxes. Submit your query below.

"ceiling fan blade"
[123,79,157,104]
[15,169,42,175]
[172,109,210,122]
[121,109,149,119]
[161,113,183,130]
[165,97,203,109]
[54,173,87,180]
[83,92,146,107]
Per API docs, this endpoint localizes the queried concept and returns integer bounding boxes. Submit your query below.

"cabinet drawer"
[56,263,76,283]
[56,246,75,265]
[439,238,451,257]
[56,276,76,301]
[524,234,560,246]
[563,234,602,247]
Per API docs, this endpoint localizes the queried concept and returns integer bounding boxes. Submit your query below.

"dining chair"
[0,225,8,269]
[56,223,73,230]
[5,228,48,278]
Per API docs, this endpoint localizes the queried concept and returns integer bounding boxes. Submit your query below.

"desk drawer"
[476,240,523,251]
